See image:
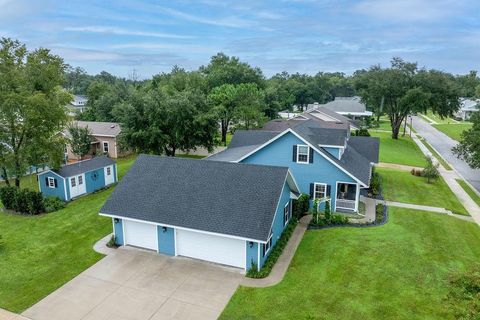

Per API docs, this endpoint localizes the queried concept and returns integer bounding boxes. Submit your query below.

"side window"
[296,145,309,163]
[283,202,290,225]
[262,233,273,257]
[314,183,326,200]
[103,142,109,153]
[106,167,111,176]
[71,177,76,187]
[78,175,83,185]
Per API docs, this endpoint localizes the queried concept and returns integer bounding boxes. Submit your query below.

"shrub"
[324,200,331,222]
[422,156,440,183]
[0,186,17,210]
[292,193,310,218]
[375,203,385,223]
[357,128,371,136]
[14,189,45,214]
[246,218,298,278]
[330,214,349,225]
[106,235,119,248]
[44,196,66,213]
[29,191,45,214]
[369,169,381,196]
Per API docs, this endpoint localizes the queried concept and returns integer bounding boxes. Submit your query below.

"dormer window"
[296,145,309,163]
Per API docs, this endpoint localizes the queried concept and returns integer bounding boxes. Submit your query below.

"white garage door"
[176,229,245,269]
[124,220,157,251]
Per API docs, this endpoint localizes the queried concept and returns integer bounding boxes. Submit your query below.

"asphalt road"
[411,116,480,193]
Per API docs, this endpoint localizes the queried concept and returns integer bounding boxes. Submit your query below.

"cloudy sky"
[1,0,479,78]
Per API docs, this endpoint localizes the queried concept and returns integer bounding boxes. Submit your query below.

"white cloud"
[64,26,195,39]
[354,0,460,22]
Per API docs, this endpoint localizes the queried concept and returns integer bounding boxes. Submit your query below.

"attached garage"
[124,220,157,251]
[176,229,245,269]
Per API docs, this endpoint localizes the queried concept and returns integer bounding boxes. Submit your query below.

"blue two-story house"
[39,156,117,202]
[207,110,379,213]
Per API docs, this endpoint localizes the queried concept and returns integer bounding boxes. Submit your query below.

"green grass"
[421,110,459,124]
[221,208,480,319]
[0,155,137,312]
[377,167,469,215]
[418,137,452,170]
[432,123,472,141]
[370,131,426,167]
[456,178,480,207]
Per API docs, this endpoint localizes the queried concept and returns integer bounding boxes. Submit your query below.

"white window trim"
[78,175,83,185]
[47,177,55,188]
[296,144,310,164]
[313,182,327,200]
[102,141,109,153]
[70,177,76,187]
[106,166,111,176]
[283,202,290,226]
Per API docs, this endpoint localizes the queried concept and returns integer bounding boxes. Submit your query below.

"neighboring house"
[66,95,88,116]
[64,121,127,160]
[100,155,299,271]
[207,114,379,213]
[39,156,117,202]
[455,98,479,121]
[313,96,373,119]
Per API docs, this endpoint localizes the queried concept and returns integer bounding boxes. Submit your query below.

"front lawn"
[432,123,472,141]
[370,131,426,167]
[221,208,480,319]
[377,167,469,215]
[456,178,480,207]
[421,111,459,124]
[0,155,137,312]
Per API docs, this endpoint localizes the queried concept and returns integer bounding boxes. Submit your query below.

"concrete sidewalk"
[241,215,311,288]
[409,133,480,226]
[0,309,29,320]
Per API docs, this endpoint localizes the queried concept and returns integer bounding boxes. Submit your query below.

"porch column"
[355,183,360,212]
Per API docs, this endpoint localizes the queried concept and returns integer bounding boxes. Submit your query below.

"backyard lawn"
[221,208,480,319]
[377,167,469,215]
[0,155,137,312]
[432,123,472,141]
[370,131,426,167]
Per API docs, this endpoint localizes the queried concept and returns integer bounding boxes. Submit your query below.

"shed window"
[296,145,309,163]
[47,177,55,188]
[106,167,111,176]
[71,177,76,187]
[78,175,83,185]
[103,141,109,153]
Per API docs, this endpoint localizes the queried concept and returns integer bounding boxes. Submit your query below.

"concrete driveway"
[22,248,242,320]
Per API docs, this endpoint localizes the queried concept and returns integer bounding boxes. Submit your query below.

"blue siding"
[259,180,291,268]
[113,164,118,183]
[324,147,341,159]
[246,241,259,271]
[85,167,106,193]
[113,218,124,245]
[241,132,356,211]
[158,226,175,256]
[38,172,67,201]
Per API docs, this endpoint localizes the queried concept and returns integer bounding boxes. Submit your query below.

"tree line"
[2,37,480,187]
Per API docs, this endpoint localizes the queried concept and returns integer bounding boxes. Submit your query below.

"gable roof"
[348,137,380,164]
[314,96,369,113]
[100,155,298,242]
[53,156,115,178]
[64,121,122,138]
[206,119,377,186]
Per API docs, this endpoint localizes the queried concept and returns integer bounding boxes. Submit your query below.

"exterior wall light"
[114,218,119,223]
[162,226,167,233]
[249,241,254,248]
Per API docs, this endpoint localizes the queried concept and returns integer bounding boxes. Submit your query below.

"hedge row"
[0,186,65,215]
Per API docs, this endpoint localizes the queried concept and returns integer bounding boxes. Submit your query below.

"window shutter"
[54,178,58,188]
[309,147,314,163]
[327,185,331,197]
[292,145,297,162]
[45,177,48,186]
[309,183,314,199]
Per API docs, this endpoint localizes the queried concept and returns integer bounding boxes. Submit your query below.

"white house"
[455,98,479,121]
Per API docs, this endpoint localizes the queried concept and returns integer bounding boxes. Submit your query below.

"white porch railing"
[336,199,356,211]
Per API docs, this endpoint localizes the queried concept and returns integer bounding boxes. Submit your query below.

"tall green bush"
[0,186,17,210]
[324,200,331,222]
[0,186,47,214]
[293,193,310,218]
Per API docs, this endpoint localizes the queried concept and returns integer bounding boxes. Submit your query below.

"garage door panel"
[124,220,157,251]
[176,230,245,269]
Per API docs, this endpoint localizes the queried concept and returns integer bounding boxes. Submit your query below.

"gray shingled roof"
[314,96,368,113]
[56,156,115,178]
[100,155,291,242]
[64,121,121,138]
[348,137,380,164]
[307,108,360,129]
[292,120,347,147]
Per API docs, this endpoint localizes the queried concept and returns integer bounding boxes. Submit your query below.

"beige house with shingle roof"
[64,121,129,161]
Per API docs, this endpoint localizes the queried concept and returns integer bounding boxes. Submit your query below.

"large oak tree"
[0,38,70,187]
